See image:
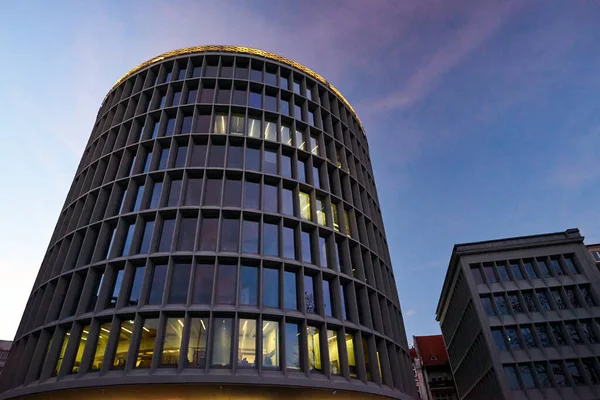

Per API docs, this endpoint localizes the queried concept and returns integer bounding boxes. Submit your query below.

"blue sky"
[1,0,599,341]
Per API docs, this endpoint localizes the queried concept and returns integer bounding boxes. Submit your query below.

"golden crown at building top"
[107,45,365,136]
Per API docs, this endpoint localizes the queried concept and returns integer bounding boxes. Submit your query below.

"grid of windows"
[0,50,412,399]
[503,358,600,390]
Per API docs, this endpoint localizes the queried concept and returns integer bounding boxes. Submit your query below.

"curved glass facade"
[0,47,416,400]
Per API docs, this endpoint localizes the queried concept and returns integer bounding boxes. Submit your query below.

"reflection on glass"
[184,178,202,206]
[148,264,167,305]
[192,263,214,305]
[264,151,278,175]
[161,318,184,366]
[281,125,292,146]
[307,326,322,371]
[344,210,352,237]
[128,266,145,306]
[295,130,305,150]
[263,184,278,212]
[304,275,316,313]
[285,323,300,370]
[244,181,260,209]
[176,217,197,251]
[301,231,313,264]
[282,154,292,177]
[158,218,175,252]
[204,178,222,206]
[216,264,237,305]
[238,319,257,367]
[313,166,321,189]
[71,325,90,373]
[282,188,294,215]
[167,179,182,206]
[112,320,134,369]
[299,192,311,220]
[190,143,206,167]
[323,280,333,317]
[149,181,162,209]
[297,159,306,182]
[187,318,208,368]
[332,204,340,231]
[198,217,218,251]
[213,113,227,134]
[316,198,326,226]
[284,271,298,310]
[262,321,279,368]
[327,330,340,375]
[239,265,258,306]
[220,218,240,252]
[168,263,191,304]
[263,223,279,256]
[248,118,260,138]
[135,318,159,368]
[223,179,243,207]
[242,220,259,254]
[264,120,277,141]
[231,114,245,135]
[283,226,296,260]
[319,236,328,268]
[208,144,226,168]
[263,268,279,308]
[91,322,111,371]
[340,285,347,320]
[346,334,357,377]
[109,269,124,307]
[245,147,261,171]
[212,318,233,367]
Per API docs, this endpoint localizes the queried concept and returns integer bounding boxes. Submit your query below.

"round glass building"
[0,46,417,400]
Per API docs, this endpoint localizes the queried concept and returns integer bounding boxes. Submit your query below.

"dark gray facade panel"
[0,48,416,400]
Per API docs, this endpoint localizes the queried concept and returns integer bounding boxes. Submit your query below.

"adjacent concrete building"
[436,228,600,400]
[587,244,600,271]
[0,342,11,377]
[0,46,416,399]
[411,335,457,400]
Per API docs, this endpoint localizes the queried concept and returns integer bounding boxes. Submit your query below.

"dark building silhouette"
[437,228,600,400]
[0,46,416,400]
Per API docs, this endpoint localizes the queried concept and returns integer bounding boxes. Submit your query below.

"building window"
[536,290,552,311]
[327,330,340,375]
[566,360,584,386]
[483,265,497,283]
[160,318,184,366]
[580,286,596,307]
[582,359,600,384]
[285,323,301,370]
[284,271,298,310]
[220,218,240,252]
[301,230,313,264]
[112,320,133,369]
[245,147,261,171]
[148,264,167,305]
[566,287,581,308]
[135,318,159,368]
[564,256,579,274]
[297,159,307,182]
[239,265,258,306]
[216,263,237,305]
[282,188,294,215]
[319,236,328,268]
[522,292,537,312]
[198,217,218,251]
[550,361,567,387]
[316,198,326,226]
[281,125,292,146]
[581,321,598,344]
[299,191,311,220]
[494,295,509,315]
[211,318,233,368]
[238,319,257,367]
[304,275,317,313]
[91,322,112,371]
[551,258,564,276]
[192,264,213,305]
[176,217,197,251]
[505,328,522,350]
[204,178,222,206]
[227,145,243,169]
[242,220,259,254]
[168,263,191,304]
[480,296,495,316]
[565,322,583,345]
[71,325,90,373]
[176,145,187,167]
[519,364,535,389]
[263,268,280,308]
[264,120,277,141]
[187,318,208,368]
[149,181,163,209]
[208,144,226,167]
[264,151,278,175]
[535,325,552,347]
[158,148,169,170]
[550,323,566,346]
[491,328,506,350]
[551,289,565,310]
[283,226,296,260]
[223,179,243,207]
[282,154,292,177]
[323,280,333,317]
[244,181,260,209]
[496,263,510,282]
[507,294,523,314]
[248,117,260,137]
[340,285,348,320]
[213,113,227,134]
[536,259,551,278]
[307,326,322,372]
[158,218,176,252]
[521,326,537,348]
[503,365,520,390]
[121,223,135,256]
[167,179,182,206]
[262,321,279,369]
[523,261,538,279]
[535,362,552,387]
[263,223,279,257]
[345,334,357,377]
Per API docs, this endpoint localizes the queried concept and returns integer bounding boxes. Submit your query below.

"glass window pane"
[248,118,260,138]
[161,318,184,366]
[109,269,124,307]
[249,91,261,108]
[284,271,298,310]
[71,325,90,373]
[282,188,294,215]
[583,359,599,384]
[158,218,175,252]
[135,318,159,368]
[168,263,191,304]
[521,327,537,348]
[304,275,316,313]
[216,263,237,304]
[211,318,232,367]
[494,295,509,315]
[231,115,245,135]
[503,365,520,390]
[524,261,538,279]
[244,181,260,209]
[112,320,133,369]
[520,364,535,389]
[187,318,208,368]
[192,264,214,305]
[133,184,145,212]
[564,256,579,274]
[223,179,242,207]
[263,184,278,213]
[265,94,277,112]
[280,99,290,116]
[213,113,227,134]
[220,218,240,252]
[551,361,567,386]
[535,325,551,347]
[148,264,167,305]
[481,296,495,316]
[264,151,278,175]
[128,266,145,306]
[281,125,292,146]
[281,154,292,178]
[491,328,506,350]
[158,148,169,170]
[551,323,566,345]
[121,224,135,256]
[283,226,296,259]
[551,289,565,309]
[238,319,257,367]
[535,362,552,387]
[508,294,523,313]
[566,288,581,308]
[235,65,248,79]
[263,268,279,308]
[285,323,301,370]
[566,360,584,385]
[505,328,522,349]
[167,179,182,206]
[319,237,328,268]
[149,181,162,209]
[208,144,226,167]
[346,334,357,378]
[565,322,582,344]
[299,192,311,220]
[264,121,277,141]
[198,217,218,251]
[263,222,279,257]
[484,265,497,283]
[203,178,222,206]
[262,321,279,368]
[537,291,552,311]
[313,166,321,189]
[301,231,313,264]
[497,263,510,281]
[307,326,321,371]
[190,143,206,167]
[239,265,258,306]
[323,280,333,317]
[327,330,340,375]
[227,144,243,169]
[340,285,348,320]
[295,130,305,150]
[91,322,111,371]
[297,159,306,182]
[182,116,193,134]
[510,263,523,280]
[242,220,259,254]
[316,199,326,226]
[176,217,197,251]
[537,259,551,277]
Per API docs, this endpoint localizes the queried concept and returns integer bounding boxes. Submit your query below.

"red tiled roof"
[413,335,449,366]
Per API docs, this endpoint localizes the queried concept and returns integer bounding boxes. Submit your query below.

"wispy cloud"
[365,2,517,112]
[405,309,417,317]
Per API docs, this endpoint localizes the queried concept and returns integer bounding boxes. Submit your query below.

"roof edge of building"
[435,228,583,321]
